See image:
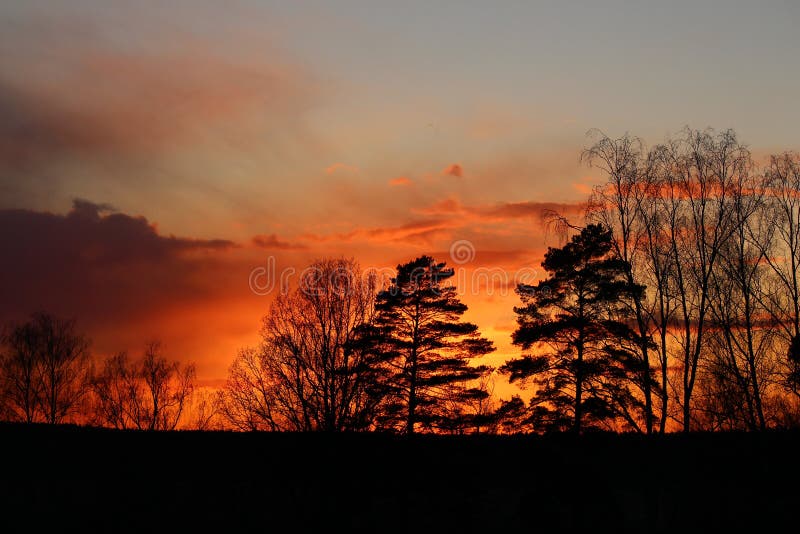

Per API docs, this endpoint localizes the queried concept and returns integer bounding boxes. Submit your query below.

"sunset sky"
[2,1,799,386]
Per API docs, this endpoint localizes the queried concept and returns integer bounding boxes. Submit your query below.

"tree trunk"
[406,305,420,436]
[406,362,417,436]
[574,339,583,434]
[659,320,669,434]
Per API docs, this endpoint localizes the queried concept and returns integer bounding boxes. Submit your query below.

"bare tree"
[579,128,771,432]
[220,347,281,431]
[185,388,224,431]
[584,130,657,433]
[90,352,137,429]
[704,168,773,430]
[657,128,746,432]
[137,342,194,430]
[637,152,680,433]
[91,342,195,430]
[762,153,800,399]
[0,320,41,422]
[223,258,382,431]
[0,313,90,424]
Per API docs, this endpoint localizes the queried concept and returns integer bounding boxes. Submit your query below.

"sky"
[1,1,799,387]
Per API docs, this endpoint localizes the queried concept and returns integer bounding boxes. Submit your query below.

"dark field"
[1,424,797,533]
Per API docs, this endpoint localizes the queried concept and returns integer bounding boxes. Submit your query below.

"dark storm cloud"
[0,200,239,328]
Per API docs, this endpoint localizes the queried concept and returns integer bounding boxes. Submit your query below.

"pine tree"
[502,224,651,433]
[370,256,494,434]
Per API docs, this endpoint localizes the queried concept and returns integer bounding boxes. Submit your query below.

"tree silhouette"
[90,342,194,430]
[789,335,800,399]
[659,129,746,432]
[580,128,790,431]
[220,347,281,431]
[367,255,494,434]
[0,312,90,424]
[223,258,383,431]
[502,224,649,433]
[700,168,771,431]
[90,352,136,429]
[584,131,657,433]
[762,153,800,402]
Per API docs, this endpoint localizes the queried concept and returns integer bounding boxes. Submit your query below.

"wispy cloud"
[252,233,306,250]
[416,198,585,222]
[389,176,413,187]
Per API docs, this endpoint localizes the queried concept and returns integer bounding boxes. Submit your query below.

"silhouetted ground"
[0,424,796,533]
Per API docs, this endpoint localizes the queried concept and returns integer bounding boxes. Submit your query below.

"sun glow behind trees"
[2,129,800,433]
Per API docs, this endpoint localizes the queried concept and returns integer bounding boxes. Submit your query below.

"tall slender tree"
[584,131,657,433]
[661,129,744,431]
[369,256,494,434]
[638,151,679,433]
[703,169,771,430]
[762,153,800,399]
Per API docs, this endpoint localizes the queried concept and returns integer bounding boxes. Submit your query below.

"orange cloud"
[302,218,455,246]
[294,195,586,257]
[442,163,464,177]
[416,198,585,222]
[419,197,464,214]
[389,176,413,187]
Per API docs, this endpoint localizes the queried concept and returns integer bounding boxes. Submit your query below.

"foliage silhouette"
[502,224,652,433]
[363,255,494,434]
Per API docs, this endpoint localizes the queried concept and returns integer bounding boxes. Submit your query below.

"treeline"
[222,256,495,434]
[572,128,800,432]
[217,128,800,434]
[0,313,201,429]
[0,258,496,434]
[2,127,800,434]
[498,128,800,434]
